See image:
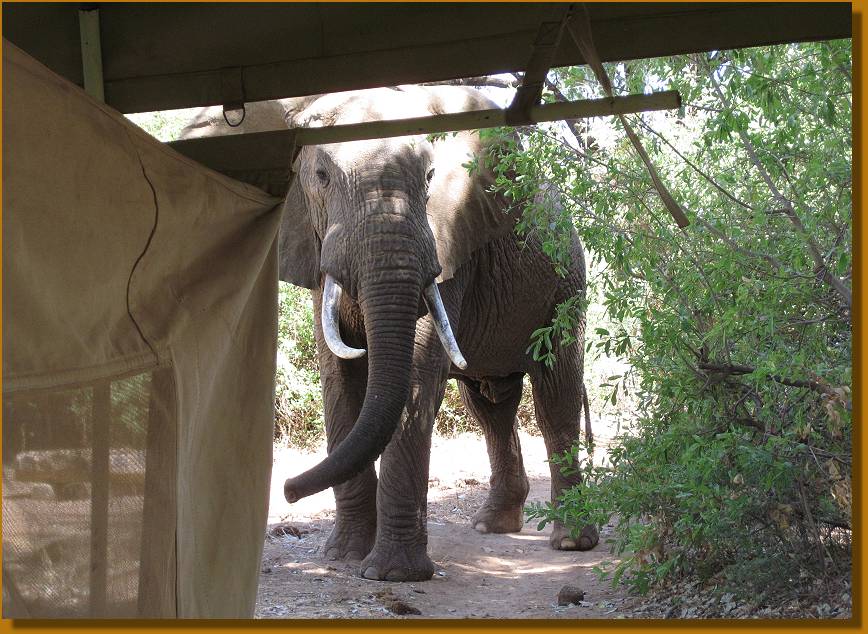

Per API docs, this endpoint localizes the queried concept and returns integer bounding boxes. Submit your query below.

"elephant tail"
[582,382,593,450]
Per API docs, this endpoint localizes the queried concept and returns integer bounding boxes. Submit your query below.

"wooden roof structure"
[3,2,851,195]
[3,3,850,113]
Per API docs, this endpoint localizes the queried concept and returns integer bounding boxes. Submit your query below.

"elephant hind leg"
[459,375,529,534]
[529,364,599,552]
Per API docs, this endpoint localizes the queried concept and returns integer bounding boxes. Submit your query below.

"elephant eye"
[426,167,435,185]
[315,168,330,187]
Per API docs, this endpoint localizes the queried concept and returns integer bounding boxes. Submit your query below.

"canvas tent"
[2,1,851,620]
[3,42,282,617]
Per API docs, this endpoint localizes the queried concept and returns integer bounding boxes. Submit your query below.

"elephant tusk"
[322,275,367,359]
[423,283,468,370]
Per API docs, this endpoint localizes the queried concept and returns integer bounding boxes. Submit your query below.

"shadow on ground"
[256,432,627,619]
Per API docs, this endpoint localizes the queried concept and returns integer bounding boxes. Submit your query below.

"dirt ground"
[256,430,629,619]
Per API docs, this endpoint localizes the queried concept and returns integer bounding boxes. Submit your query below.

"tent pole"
[137,369,178,617]
[78,6,105,102]
[90,381,110,616]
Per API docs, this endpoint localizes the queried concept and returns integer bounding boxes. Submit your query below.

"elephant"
[276,85,599,582]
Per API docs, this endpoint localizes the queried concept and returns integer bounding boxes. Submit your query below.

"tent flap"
[2,40,283,618]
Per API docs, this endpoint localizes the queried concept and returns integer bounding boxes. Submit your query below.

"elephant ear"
[278,176,321,289]
[414,86,520,282]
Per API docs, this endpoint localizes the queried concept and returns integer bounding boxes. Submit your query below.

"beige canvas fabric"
[2,41,283,618]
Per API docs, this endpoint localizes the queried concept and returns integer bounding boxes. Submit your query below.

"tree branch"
[420,76,520,90]
[704,60,852,309]
[694,218,786,272]
[542,77,597,152]
[698,362,850,407]
[634,117,757,212]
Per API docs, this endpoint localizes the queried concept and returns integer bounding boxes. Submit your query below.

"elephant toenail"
[474,522,489,534]
[561,538,577,549]
[385,569,408,582]
[326,548,340,560]
[362,566,381,580]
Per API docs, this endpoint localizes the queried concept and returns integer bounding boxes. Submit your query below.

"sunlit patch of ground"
[258,420,630,619]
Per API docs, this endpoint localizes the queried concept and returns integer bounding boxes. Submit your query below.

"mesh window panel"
[2,367,176,618]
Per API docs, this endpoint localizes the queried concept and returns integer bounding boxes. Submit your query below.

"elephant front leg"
[324,475,378,561]
[360,454,437,582]
[321,368,379,561]
[314,304,378,562]
[360,325,448,581]
[458,376,530,534]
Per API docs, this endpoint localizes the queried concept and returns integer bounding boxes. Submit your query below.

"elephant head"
[280,86,518,503]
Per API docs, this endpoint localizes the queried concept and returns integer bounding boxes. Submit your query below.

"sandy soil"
[256,430,630,619]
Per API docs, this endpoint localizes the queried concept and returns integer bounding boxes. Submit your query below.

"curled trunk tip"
[283,275,421,503]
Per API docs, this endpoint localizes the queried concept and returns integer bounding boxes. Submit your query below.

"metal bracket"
[505,5,574,126]
[220,67,246,126]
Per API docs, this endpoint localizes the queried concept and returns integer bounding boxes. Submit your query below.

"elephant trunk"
[283,242,422,503]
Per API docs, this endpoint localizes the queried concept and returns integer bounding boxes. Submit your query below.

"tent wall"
[2,41,283,618]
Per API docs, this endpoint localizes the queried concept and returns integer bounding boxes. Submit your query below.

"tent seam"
[4,350,166,395]
[123,130,163,361]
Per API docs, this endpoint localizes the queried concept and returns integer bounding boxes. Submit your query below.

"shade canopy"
[2,3,852,114]
[3,2,850,196]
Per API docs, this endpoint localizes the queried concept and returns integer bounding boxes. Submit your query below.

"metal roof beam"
[168,89,680,195]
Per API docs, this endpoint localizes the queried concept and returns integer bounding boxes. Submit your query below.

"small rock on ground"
[374,589,422,616]
[268,523,307,538]
[558,585,586,606]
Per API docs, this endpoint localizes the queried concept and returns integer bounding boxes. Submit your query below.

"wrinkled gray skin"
[274,86,598,582]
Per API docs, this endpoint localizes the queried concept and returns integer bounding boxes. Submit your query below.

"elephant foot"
[323,519,376,561]
[550,521,599,551]
[359,541,435,582]
[471,501,524,534]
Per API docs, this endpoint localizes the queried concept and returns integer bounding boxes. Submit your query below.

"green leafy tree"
[274,283,324,448]
[493,41,852,598]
